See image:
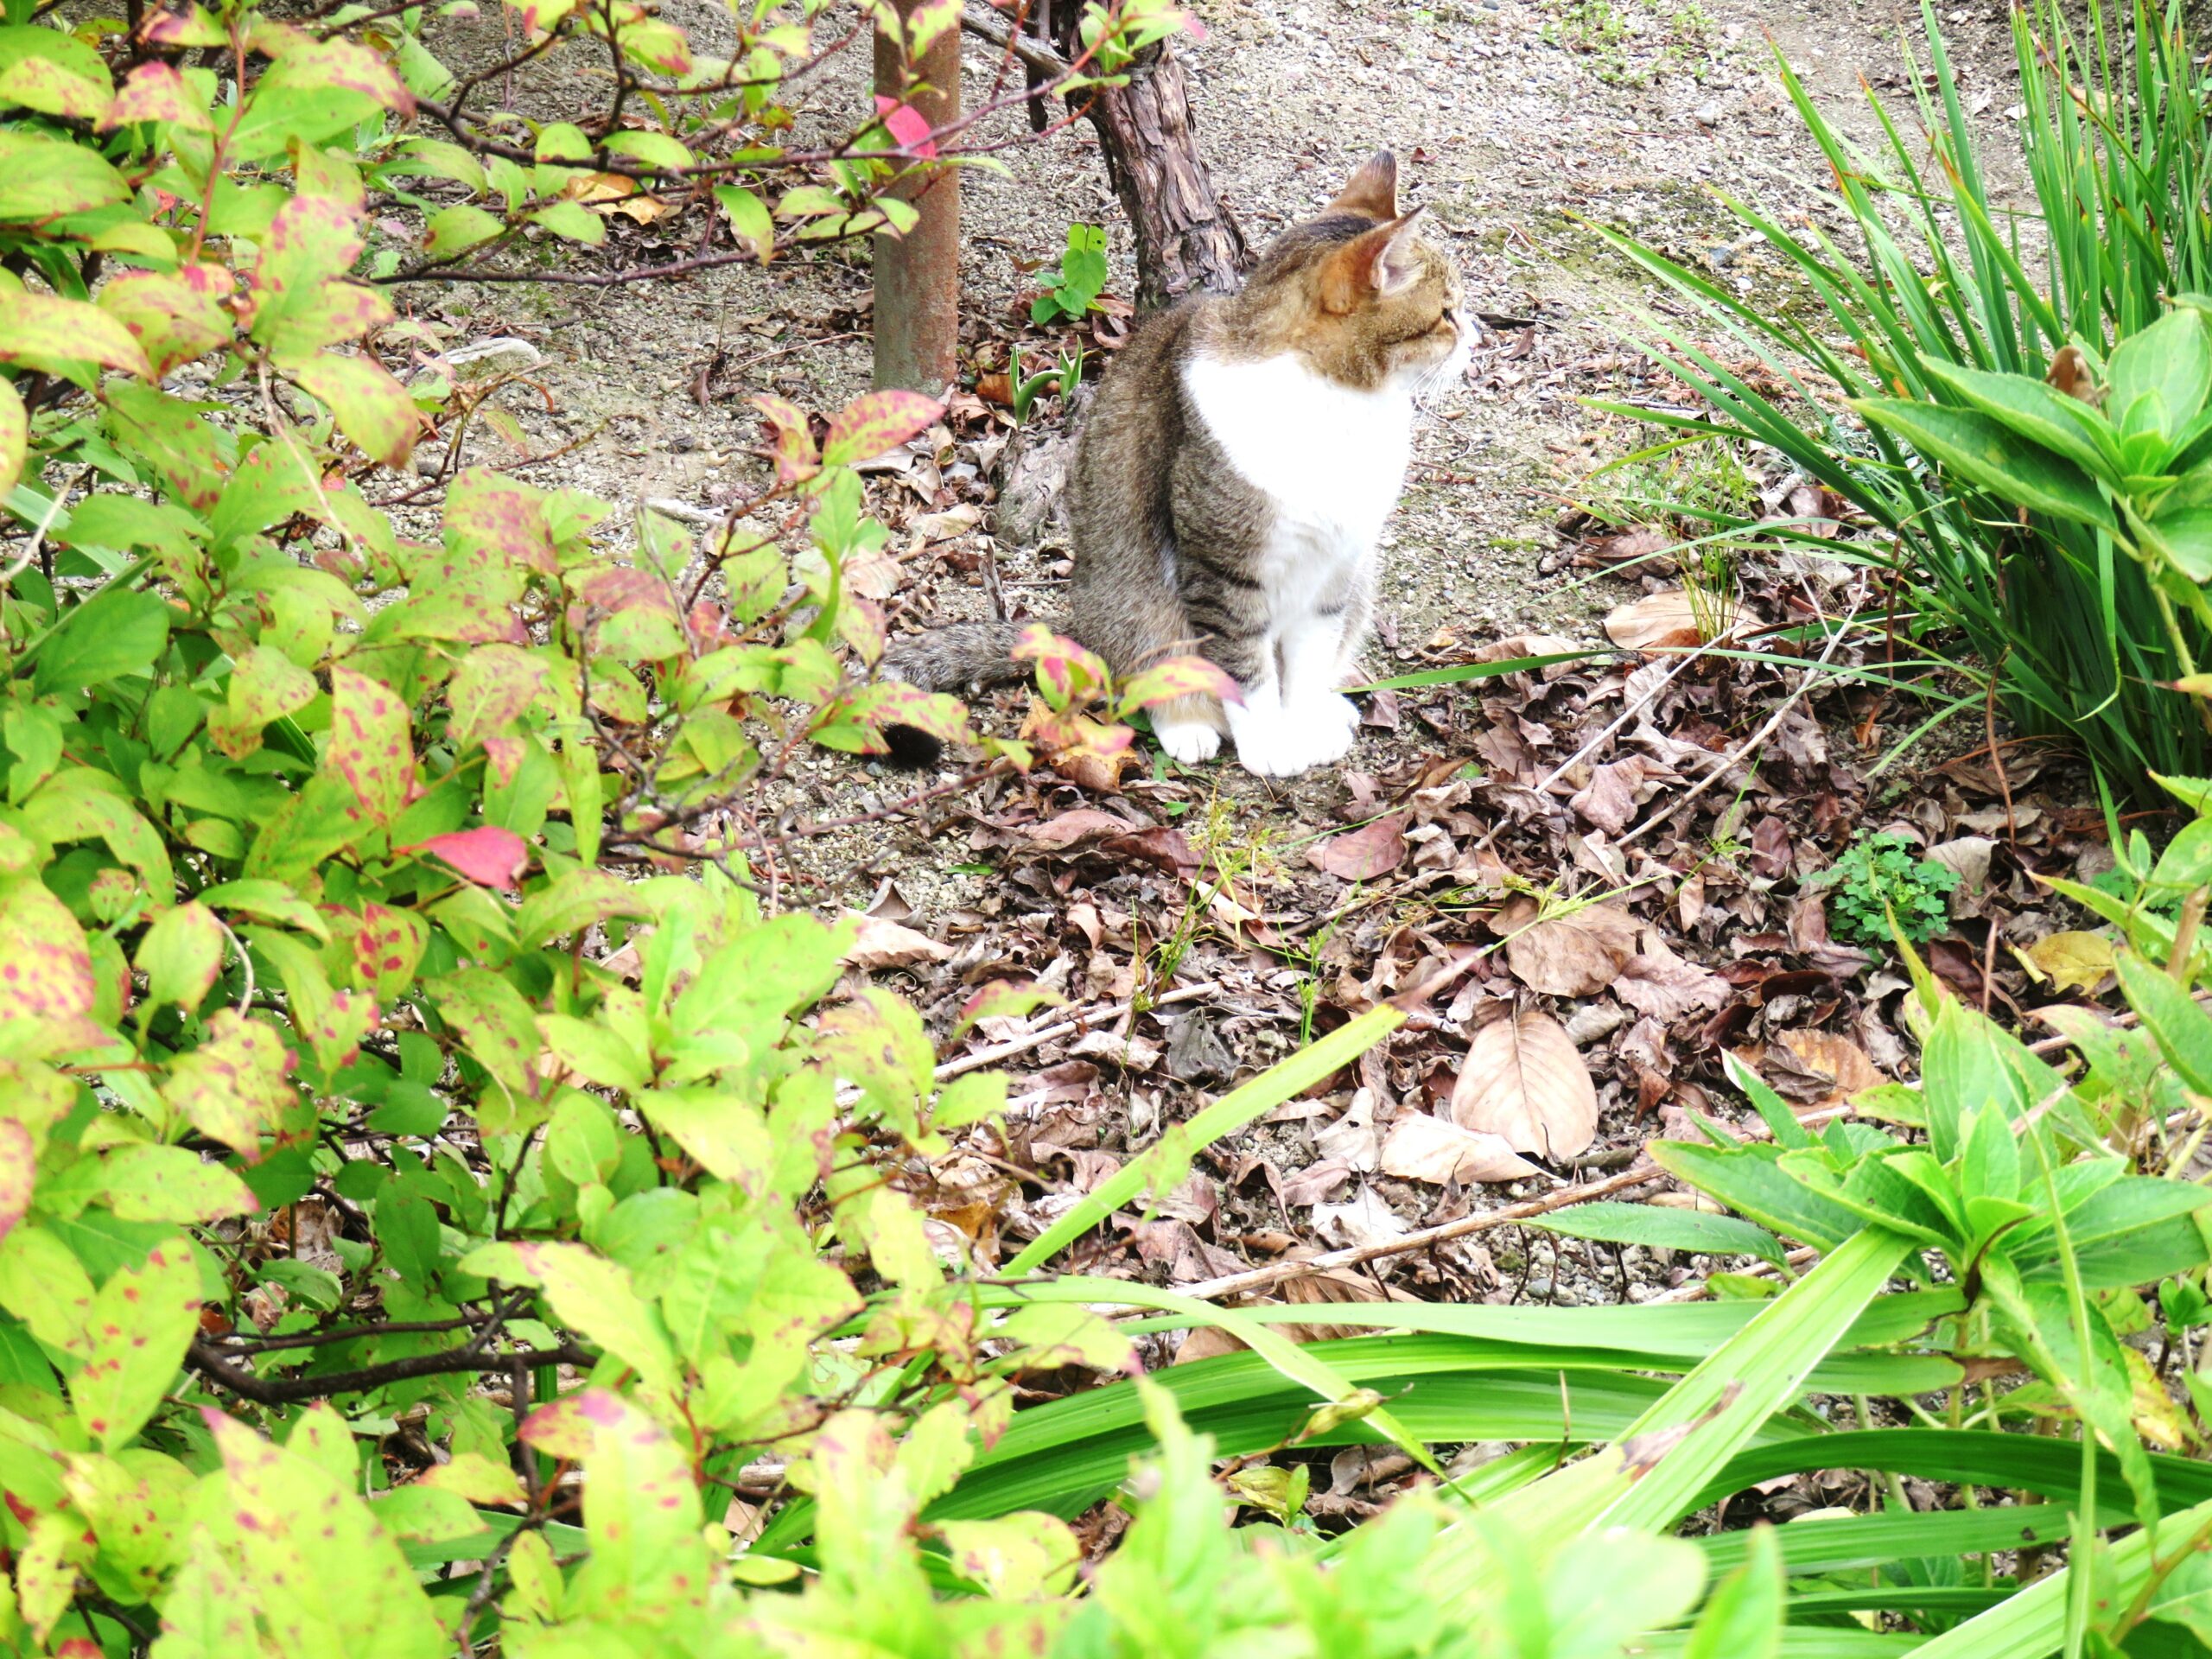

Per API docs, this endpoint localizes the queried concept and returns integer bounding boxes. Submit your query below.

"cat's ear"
[1320,207,1426,311]
[1326,149,1399,219]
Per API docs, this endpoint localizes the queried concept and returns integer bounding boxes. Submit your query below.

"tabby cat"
[883,150,1470,779]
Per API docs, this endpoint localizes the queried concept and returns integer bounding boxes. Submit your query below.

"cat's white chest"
[1182,352,1413,556]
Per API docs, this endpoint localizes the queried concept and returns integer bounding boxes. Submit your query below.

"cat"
[880,150,1471,779]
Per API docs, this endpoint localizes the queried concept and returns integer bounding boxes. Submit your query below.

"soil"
[397,0,2080,1313]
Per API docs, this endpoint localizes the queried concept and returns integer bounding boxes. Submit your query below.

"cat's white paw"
[1154,716,1222,766]
[1228,702,1353,778]
[1302,692,1362,737]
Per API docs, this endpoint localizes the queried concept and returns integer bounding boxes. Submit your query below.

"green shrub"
[1816,831,1961,945]
[1592,0,2212,795]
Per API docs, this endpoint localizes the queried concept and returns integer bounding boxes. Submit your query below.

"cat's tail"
[879,619,1036,768]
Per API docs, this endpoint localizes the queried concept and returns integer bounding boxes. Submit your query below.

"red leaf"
[874,94,938,157]
[822,388,942,467]
[406,825,530,891]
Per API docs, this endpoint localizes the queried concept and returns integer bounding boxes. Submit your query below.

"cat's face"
[1233,151,1472,395]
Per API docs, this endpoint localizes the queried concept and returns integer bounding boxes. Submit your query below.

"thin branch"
[188,1336,592,1406]
[962,8,1067,77]
[1163,1166,1664,1304]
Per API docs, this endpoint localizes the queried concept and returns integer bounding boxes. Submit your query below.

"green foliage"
[1030,223,1109,325]
[1815,831,1961,945]
[1008,346,1086,426]
[1593,0,2212,794]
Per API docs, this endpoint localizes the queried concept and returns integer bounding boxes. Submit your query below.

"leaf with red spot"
[0,881,104,1059]
[201,1408,448,1656]
[752,393,818,487]
[405,825,529,891]
[208,644,315,761]
[349,901,428,1000]
[426,969,539,1100]
[138,3,224,45]
[162,1010,296,1157]
[522,1388,711,1622]
[821,388,941,468]
[243,195,392,358]
[388,569,528,645]
[0,1117,31,1242]
[446,645,548,750]
[105,381,230,511]
[98,263,233,378]
[289,352,422,468]
[810,680,971,755]
[323,664,415,831]
[442,467,557,571]
[1012,624,1110,710]
[1119,653,1243,712]
[73,1237,200,1451]
[0,290,153,385]
[99,1142,258,1224]
[99,60,211,130]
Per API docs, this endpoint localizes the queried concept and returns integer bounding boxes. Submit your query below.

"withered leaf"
[1612,941,1729,1022]
[1310,813,1408,880]
[1603,588,1738,652]
[1449,1008,1599,1160]
[2018,930,2116,995]
[1379,1113,1541,1185]
[1497,893,1637,997]
[840,911,950,970]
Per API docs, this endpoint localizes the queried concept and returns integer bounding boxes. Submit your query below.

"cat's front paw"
[1229,703,1354,778]
[1300,692,1362,737]
[1154,715,1223,766]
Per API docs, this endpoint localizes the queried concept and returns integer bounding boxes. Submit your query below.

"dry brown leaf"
[1379,1113,1542,1185]
[1612,939,1729,1022]
[1313,1186,1410,1252]
[841,911,950,969]
[1770,1030,1885,1110]
[1310,813,1408,880]
[1067,1029,1161,1071]
[1025,808,1135,849]
[1450,1008,1599,1160]
[1174,1325,1245,1363]
[1569,757,1650,835]
[1497,893,1637,997]
[1603,588,1738,652]
[569,171,672,222]
[2018,930,2116,995]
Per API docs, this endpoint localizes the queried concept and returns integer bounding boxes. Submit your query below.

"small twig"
[942,980,1223,1081]
[1166,1166,1662,1304]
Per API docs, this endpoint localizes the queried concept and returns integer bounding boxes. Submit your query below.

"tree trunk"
[871,3,961,393]
[1060,38,1251,312]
